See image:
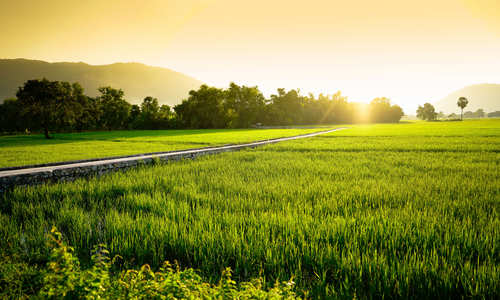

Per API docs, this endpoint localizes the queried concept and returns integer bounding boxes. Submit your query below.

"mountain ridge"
[434,83,500,113]
[0,58,203,106]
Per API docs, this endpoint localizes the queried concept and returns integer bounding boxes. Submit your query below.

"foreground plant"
[33,227,299,299]
[2,120,498,299]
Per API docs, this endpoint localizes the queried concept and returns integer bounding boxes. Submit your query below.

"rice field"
[0,127,330,168]
[1,119,499,298]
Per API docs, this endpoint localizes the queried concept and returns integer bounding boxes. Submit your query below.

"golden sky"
[1,0,499,112]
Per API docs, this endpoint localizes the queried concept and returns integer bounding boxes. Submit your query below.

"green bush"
[2,227,299,299]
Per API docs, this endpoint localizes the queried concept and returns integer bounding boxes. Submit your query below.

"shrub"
[3,227,299,299]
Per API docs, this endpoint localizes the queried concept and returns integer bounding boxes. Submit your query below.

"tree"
[0,98,22,133]
[96,87,131,130]
[267,88,304,125]
[457,97,468,120]
[157,104,174,128]
[464,111,474,118]
[225,83,266,128]
[369,97,404,123]
[71,84,96,131]
[174,85,228,128]
[137,96,161,129]
[304,92,353,124]
[388,105,404,122]
[416,103,437,121]
[16,79,81,138]
[487,111,500,118]
[129,104,141,127]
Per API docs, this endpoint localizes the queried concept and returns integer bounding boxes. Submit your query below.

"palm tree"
[457,97,468,120]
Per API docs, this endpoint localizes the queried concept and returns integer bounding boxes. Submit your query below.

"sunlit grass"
[0,127,332,168]
[1,119,498,298]
[333,118,500,136]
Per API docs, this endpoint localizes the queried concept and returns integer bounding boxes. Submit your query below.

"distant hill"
[0,59,203,106]
[434,84,500,113]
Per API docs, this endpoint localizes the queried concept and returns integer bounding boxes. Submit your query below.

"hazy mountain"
[434,84,500,113]
[0,59,203,106]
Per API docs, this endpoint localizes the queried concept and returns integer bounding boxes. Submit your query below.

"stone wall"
[0,128,345,192]
[0,148,220,192]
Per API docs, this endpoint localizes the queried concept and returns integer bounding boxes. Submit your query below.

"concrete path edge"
[0,127,347,192]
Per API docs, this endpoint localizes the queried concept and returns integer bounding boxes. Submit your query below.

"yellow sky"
[1,0,499,112]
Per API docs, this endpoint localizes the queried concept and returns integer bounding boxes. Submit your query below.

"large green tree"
[416,103,437,121]
[225,83,266,128]
[267,88,304,125]
[369,97,404,123]
[71,84,97,131]
[137,96,161,129]
[0,98,22,133]
[157,104,174,128]
[96,87,131,130]
[16,79,83,138]
[174,85,228,128]
[131,96,173,129]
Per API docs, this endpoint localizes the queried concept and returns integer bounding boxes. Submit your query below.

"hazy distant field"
[0,127,330,168]
[1,119,499,298]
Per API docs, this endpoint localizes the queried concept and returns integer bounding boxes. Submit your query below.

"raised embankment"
[0,128,346,191]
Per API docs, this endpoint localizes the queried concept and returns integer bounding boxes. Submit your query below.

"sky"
[1,0,499,113]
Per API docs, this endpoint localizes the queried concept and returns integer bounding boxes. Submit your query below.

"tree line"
[416,98,496,121]
[0,79,404,138]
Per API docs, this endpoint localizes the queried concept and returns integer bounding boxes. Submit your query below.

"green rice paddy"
[0,127,330,168]
[1,119,499,298]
